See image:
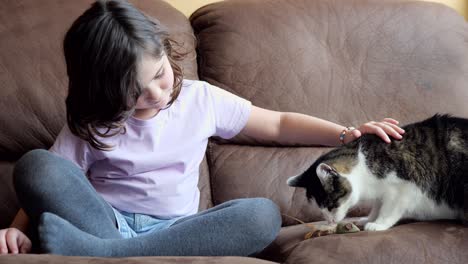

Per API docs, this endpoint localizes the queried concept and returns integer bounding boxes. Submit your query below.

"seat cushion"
[258,220,468,264]
[0,255,277,264]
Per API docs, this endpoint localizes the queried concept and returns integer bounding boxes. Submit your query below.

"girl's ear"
[316,163,334,185]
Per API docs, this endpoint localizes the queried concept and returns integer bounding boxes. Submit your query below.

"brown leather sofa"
[1,0,467,263]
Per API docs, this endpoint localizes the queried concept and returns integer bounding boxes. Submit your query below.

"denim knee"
[14,149,49,193]
[238,198,282,245]
[13,149,78,198]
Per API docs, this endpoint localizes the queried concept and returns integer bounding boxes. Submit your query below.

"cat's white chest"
[385,174,458,220]
[349,150,458,222]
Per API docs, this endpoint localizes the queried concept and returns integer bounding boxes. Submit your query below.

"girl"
[0,0,404,257]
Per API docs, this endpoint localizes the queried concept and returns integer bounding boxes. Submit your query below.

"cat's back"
[403,114,468,144]
[358,114,467,208]
[321,114,468,175]
[360,114,468,156]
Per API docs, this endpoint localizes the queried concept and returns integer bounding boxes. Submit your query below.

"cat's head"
[287,162,355,224]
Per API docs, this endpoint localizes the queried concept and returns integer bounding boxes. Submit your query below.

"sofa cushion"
[192,0,468,224]
[283,221,468,264]
[0,255,277,264]
[0,161,17,228]
[191,0,468,137]
[255,219,467,263]
[207,143,331,224]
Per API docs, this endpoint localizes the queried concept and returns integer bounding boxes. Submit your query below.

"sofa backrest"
[191,0,468,224]
[0,0,201,228]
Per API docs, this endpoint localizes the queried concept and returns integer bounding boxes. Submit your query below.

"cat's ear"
[316,163,335,185]
[287,173,307,188]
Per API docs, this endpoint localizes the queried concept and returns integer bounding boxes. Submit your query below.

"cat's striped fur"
[287,114,467,231]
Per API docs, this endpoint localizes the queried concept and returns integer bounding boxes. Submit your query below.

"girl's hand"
[344,118,405,144]
[0,228,32,254]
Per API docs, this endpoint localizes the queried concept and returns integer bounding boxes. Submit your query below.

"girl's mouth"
[148,100,161,107]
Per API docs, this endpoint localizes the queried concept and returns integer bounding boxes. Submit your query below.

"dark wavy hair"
[64,0,185,150]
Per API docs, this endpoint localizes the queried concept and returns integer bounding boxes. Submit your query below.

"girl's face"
[134,53,174,119]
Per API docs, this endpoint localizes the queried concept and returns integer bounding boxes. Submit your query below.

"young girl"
[0,0,404,257]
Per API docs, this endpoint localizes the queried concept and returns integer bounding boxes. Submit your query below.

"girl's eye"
[154,69,165,79]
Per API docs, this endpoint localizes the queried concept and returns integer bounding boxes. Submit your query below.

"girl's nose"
[147,87,163,100]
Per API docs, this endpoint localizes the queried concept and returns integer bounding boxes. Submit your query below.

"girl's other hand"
[344,118,405,144]
[0,228,32,255]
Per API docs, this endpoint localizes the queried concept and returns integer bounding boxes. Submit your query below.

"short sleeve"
[206,82,252,139]
[49,125,96,172]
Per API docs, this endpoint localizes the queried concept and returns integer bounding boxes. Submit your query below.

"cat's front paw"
[364,222,389,231]
[355,217,369,228]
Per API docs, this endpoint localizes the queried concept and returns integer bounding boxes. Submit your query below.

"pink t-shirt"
[50,80,252,219]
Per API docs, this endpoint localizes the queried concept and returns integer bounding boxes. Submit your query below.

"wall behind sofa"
[164,0,467,20]
[164,0,220,17]
[423,0,467,19]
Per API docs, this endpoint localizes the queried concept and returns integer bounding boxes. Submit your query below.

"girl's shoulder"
[181,79,232,96]
[179,79,215,99]
[181,79,209,90]
[181,79,199,87]
[179,79,249,107]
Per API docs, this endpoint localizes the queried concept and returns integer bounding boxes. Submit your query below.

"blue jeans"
[13,149,282,256]
[112,208,185,238]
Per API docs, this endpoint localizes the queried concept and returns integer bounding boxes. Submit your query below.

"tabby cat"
[287,114,467,231]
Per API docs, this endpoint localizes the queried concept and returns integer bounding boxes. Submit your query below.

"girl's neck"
[133,108,160,120]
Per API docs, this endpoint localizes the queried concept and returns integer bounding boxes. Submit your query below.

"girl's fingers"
[0,228,31,255]
[383,122,405,134]
[0,230,7,254]
[17,231,32,254]
[363,123,391,143]
[351,128,362,139]
[374,122,403,139]
[19,244,32,254]
[18,236,32,254]
[382,118,406,133]
[353,118,404,144]
[5,229,19,254]
[382,118,399,125]
[343,128,361,144]
[375,126,391,143]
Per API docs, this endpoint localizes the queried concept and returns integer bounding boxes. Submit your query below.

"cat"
[287,114,467,231]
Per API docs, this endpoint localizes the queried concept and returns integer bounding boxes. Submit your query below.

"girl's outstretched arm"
[239,106,404,147]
